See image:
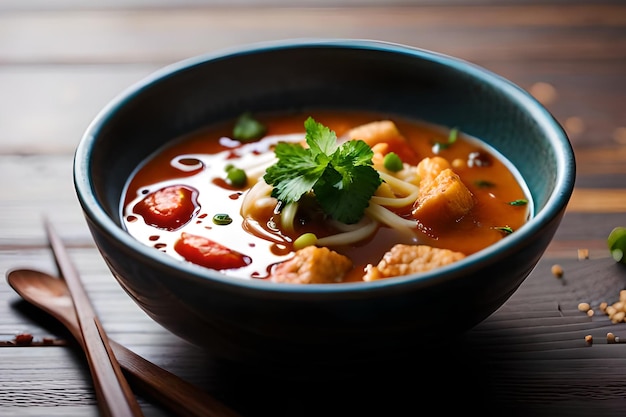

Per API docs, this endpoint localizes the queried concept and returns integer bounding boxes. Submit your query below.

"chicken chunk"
[412,168,475,226]
[270,246,353,284]
[363,244,466,281]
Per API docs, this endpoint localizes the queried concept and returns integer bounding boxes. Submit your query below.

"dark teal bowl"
[74,39,575,369]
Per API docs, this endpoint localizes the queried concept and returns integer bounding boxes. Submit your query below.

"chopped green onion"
[608,226,626,264]
[432,127,459,153]
[233,112,267,142]
[474,180,495,188]
[212,213,233,225]
[383,152,403,172]
[508,199,528,206]
[293,233,318,250]
[493,226,513,235]
[225,166,247,188]
[448,127,459,143]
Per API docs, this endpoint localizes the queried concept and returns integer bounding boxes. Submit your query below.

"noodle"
[241,157,422,248]
[378,171,419,195]
[244,157,277,183]
[280,202,298,234]
[316,218,378,247]
[241,179,273,218]
[370,189,420,208]
[365,203,418,230]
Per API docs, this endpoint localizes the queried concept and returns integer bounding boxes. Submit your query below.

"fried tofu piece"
[416,156,451,186]
[347,120,403,146]
[347,120,419,164]
[270,246,353,284]
[412,168,475,225]
[363,244,466,281]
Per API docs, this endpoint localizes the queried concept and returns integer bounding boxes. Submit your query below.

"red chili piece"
[174,232,251,270]
[134,185,199,231]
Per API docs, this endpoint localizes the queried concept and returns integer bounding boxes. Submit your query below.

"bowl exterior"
[74,39,575,367]
[85,209,562,366]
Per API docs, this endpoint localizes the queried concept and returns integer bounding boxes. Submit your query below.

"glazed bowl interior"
[82,40,569,237]
[75,39,575,366]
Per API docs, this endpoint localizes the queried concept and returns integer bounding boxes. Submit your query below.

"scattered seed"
[577,248,589,260]
[14,333,33,345]
[585,334,593,346]
[587,309,594,317]
[551,264,564,278]
[578,302,591,312]
[607,332,616,343]
[611,311,625,324]
[606,305,617,317]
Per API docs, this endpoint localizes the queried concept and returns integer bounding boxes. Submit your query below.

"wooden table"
[1,1,625,416]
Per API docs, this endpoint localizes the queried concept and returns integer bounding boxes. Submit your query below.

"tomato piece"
[174,232,251,270]
[134,185,199,231]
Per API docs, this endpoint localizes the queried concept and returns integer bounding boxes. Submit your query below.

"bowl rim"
[74,38,576,295]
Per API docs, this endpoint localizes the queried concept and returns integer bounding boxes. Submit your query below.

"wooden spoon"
[6,268,241,417]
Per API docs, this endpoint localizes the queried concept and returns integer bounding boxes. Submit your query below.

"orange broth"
[122,110,531,282]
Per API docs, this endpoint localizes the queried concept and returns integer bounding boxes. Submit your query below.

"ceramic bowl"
[74,39,575,370]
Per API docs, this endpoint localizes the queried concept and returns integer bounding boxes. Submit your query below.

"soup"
[122,110,531,283]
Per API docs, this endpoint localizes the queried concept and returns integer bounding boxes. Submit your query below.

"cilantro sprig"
[263,117,382,224]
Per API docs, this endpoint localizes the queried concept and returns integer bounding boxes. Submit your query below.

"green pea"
[383,152,403,172]
[213,213,233,225]
[608,226,626,264]
[233,112,267,142]
[226,167,247,188]
[293,233,317,250]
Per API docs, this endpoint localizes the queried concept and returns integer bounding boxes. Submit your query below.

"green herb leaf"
[304,117,338,157]
[264,141,325,203]
[263,117,382,224]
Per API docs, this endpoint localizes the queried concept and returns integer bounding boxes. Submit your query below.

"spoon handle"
[44,218,144,417]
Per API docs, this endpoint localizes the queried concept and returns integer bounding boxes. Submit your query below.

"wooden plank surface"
[1,1,626,416]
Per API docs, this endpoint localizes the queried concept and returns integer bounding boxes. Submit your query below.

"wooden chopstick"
[44,218,145,417]
[109,339,243,417]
